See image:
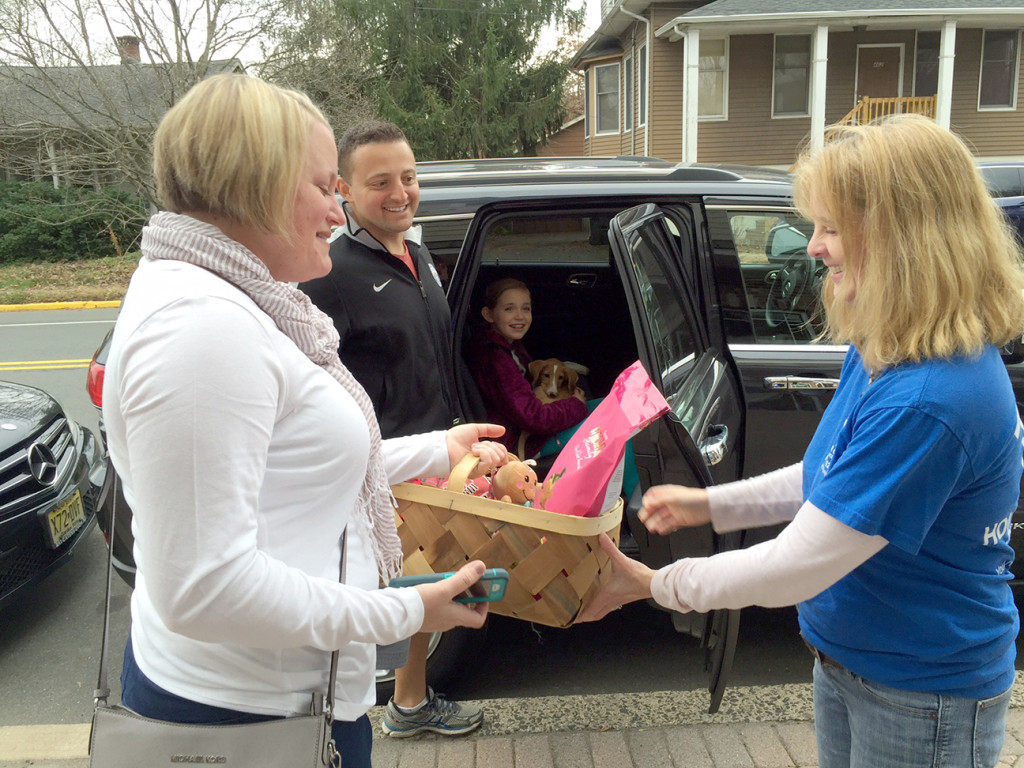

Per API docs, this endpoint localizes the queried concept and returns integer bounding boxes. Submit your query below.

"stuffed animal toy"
[491,460,539,505]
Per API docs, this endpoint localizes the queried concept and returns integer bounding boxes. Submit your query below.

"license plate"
[44,489,86,549]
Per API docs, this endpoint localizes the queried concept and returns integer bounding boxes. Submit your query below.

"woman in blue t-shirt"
[579,115,1024,768]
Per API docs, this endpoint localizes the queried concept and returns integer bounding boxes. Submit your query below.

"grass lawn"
[0,253,137,305]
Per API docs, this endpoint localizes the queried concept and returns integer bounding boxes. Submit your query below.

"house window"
[624,54,634,131]
[773,34,811,116]
[584,69,591,138]
[914,31,939,96]
[595,62,621,134]
[979,29,1019,109]
[699,37,728,119]
[638,44,648,127]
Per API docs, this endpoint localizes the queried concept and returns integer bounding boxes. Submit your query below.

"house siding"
[649,7,686,161]
[948,28,1024,158]
[697,31,919,165]
[537,119,586,157]
[632,125,648,156]
[587,131,623,155]
[697,34,809,165]
[580,3,698,159]
[582,8,1024,164]
[695,27,1024,165]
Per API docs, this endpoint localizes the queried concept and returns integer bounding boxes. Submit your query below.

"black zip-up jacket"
[298,210,459,439]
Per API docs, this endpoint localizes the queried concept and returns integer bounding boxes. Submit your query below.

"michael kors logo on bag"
[169,756,227,764]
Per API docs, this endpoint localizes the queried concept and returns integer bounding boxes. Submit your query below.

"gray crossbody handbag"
[88,477,342,767]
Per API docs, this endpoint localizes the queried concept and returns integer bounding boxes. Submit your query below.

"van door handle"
[764,376,840,391]
[567,273,597,288]
[700,424,729,466]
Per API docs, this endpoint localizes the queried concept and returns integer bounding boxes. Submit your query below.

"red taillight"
[86,358,105,408]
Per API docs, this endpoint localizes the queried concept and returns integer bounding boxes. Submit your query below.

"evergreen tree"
[336,0,582,159]
[258,0,378,136]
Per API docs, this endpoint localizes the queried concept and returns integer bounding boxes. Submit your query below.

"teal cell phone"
[388,567,510,603]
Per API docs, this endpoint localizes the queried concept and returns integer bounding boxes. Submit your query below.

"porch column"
[45,138,59,189]
[810,24,829,151]
[682,27,700,163]
[936,19,956,129]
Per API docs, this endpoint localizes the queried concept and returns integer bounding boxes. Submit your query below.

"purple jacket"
[467,328,589,457]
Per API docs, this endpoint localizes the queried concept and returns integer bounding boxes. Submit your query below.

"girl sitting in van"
[467,278,588,460]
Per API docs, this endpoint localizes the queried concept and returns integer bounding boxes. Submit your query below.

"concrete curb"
[4,679,1024,764]
[0,300,120,312]
[0,685,816,763]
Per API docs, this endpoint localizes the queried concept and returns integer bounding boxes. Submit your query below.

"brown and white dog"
[528,358,580,404]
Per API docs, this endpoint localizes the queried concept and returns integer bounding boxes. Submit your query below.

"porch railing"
[836,95,937,125]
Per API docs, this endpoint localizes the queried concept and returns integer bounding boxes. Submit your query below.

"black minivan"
[88,156,1024,713]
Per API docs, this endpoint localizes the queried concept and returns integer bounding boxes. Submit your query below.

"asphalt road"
[0,306,127,727]
[0,306,119,438]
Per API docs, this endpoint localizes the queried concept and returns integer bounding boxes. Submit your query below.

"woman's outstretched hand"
[638,485,712,536]
[445,423,509,476]
[414,560,489,633]
[574,533,655,623]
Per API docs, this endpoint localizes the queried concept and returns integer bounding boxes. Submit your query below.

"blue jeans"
[121,636,373,768]
[813,657,1011,768]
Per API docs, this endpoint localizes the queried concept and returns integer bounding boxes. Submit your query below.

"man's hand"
[446,423,508,476]
[575,534,655,622]
[638,485,712,535]
[414,560,489,633]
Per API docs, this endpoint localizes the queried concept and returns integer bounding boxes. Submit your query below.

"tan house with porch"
[572,0,1024,166]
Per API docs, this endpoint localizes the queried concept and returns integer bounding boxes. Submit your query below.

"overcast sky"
[540,0,600,53]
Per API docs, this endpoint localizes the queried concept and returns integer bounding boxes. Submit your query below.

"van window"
[708,207,824,345]
[624,217,701,411]
[418,216,472,291]
[478,214,610,266]
[980,166,1024,198]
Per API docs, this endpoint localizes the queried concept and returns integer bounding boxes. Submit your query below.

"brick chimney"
[116,35,141,65]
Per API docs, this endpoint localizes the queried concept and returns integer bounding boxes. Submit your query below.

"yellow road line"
[0,359,92,371]
[0,300,121,312]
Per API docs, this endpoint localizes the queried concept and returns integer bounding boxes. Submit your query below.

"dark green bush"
[0,181,146,263]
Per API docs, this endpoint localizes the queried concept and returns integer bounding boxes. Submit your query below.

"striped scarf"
[142,211,403,583]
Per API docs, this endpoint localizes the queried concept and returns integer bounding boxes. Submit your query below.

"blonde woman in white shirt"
[103,73,507,768]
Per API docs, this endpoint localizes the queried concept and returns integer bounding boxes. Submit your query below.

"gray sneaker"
[381,687,483,737]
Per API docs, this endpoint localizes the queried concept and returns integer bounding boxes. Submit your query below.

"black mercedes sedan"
[0,380,104,609]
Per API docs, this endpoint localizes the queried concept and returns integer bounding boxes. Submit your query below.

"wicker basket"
[392,455,622,628]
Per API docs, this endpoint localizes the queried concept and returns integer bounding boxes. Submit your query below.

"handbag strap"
[94,473,345,722]
[93,471,118,704]
[326,531,346,711]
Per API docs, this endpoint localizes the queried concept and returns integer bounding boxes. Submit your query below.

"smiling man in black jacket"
[298,121,480,739]
[299,121,458,438]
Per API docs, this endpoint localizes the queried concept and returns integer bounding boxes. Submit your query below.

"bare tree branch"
[0,0,292,211]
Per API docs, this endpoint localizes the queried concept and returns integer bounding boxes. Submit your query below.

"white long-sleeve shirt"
[104,258,451,720]
[650,463,888,614]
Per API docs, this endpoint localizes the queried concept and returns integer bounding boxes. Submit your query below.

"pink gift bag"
[536,361,669,517]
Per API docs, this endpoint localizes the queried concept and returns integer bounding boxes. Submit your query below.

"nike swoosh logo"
[373,280,392,292]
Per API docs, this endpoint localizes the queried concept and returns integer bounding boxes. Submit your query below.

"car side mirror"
[1000,335,1024,365]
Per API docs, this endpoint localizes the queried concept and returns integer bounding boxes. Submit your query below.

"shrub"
[0,181,147,263]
